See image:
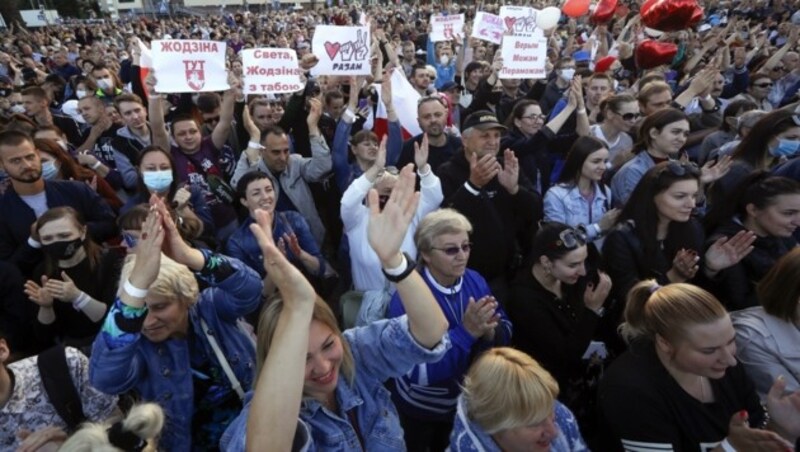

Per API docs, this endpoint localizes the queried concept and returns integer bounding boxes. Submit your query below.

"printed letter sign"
[499,6,543,37]
[499,36,548,79]
[312,26,371,76]
[242,48,305,95]
[151,40,229,93]
[430,14,465,42]
[472,12,505,45]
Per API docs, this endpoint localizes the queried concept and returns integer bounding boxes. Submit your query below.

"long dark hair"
[617,162,702,270]
[36,207,102,277]
[135,145,179,201]
[504,99,541,133]
[705,171,800,233]
[633,108,688,154]
[556,136,607,186]
[731,109,799,169]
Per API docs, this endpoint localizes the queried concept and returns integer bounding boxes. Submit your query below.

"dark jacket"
[500,127,556,194]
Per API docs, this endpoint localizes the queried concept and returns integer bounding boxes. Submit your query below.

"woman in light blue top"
[544,136,620,247]
[221,164,450,452]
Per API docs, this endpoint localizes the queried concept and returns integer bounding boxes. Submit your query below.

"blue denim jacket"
[610,152,657,207]
[89,255,262,452]
[544,182,612,241]
[449,396,589,452]
[220,316,451,451]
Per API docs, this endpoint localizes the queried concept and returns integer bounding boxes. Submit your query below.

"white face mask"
[559,68,576,82]
[439,54,450,66]
[97,78,113,90]
[9,104,25,114]
[76,89,87,99]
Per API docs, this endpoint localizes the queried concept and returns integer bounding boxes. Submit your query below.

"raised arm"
[212,73,239,150]
[145,72,170,151]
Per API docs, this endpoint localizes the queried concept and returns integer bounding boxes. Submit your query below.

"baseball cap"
[573,50,591,62]
[440,81,463,92]
[462,110,506,132]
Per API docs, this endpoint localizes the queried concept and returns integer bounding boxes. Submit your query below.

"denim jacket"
[220,316,451,451]
[544,182,612,241]
[448,396,589,452]
[89,253,262,452]
[610,151,658,207]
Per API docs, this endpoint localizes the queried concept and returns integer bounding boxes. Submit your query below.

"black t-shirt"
[597,338,766,452]
[397,133,463,173]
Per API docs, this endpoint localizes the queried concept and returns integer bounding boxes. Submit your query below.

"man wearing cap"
[437,111,541,303]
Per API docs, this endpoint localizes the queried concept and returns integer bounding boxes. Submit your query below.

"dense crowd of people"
[1,0,800,450]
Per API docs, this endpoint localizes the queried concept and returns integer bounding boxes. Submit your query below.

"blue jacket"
[544,182,612,242]
[610,151,659,207]
[332,117,402,193]
[89,254,262,452]
[387,268,512,421]
[427,37,457,89]
[225,212,326,279]
[449,396,589,452]
[220,316,451,451]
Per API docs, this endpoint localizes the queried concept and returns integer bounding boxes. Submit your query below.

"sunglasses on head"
[549,228,587,250]
[616,112,642,121]
[662,160,701,178]
[432,242,472,256]
[376,166,399,177]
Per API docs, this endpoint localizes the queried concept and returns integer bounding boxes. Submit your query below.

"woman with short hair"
[449,347,588,452]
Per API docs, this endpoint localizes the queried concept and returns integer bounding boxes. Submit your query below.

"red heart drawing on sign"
[324,41,341,60]
[504,16,517,31]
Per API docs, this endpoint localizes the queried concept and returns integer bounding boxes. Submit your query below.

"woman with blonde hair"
[449,347,588,451]
[597,281,800,451]
[60,403,164,452]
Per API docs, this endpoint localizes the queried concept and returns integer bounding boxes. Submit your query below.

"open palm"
[367,164,420,265]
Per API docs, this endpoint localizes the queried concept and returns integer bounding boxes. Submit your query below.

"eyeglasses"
[772,66,787,72]
[521,114,547,122]
[122,232,138,248]
[203,116,220,124]
[754,83,774,88]
[431,243,472,256]
[661,161,701,178]
[616,112,642,121]
[550,228,587,250]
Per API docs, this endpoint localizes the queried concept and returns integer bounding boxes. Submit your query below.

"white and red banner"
[241,48,304,95]
[499,6,542,37]
[472,12,504,45]
[373,68,422,141]
[430,13,465,42]
[311,26,371,76]
[136,38,153,98]
[499,36,548,79]
[151,40,229,93]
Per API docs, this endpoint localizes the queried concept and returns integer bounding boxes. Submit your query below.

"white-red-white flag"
[373,67,422,140]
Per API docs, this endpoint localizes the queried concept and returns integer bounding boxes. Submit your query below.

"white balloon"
[536,7,562,30]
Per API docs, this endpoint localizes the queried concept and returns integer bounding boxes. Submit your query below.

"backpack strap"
[37,345,87,431]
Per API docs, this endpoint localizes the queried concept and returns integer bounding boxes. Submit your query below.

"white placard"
[242,48,304,95]
[151,40,229,93]
[499,6,542,37]
[311,26,371,76]
[430,13,465,42]
[499,36,548,79]
[472,12,504,45]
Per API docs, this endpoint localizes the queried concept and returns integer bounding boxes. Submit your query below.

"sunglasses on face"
[772,66,787,72]
[203,116,220,124]
[122,232,138,248]
[432,242,472,256]
[754,83,773,88]
[616,112,642,121]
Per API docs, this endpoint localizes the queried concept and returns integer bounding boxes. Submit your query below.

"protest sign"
[472,12,504,45]
[430,13,465,42]
[151,40,229,93]
[499,6,542,37]
[311,26,371,76]
[241,48,304,95]
[499,35,548,79]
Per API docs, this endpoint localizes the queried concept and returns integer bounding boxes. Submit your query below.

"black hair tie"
[107,421,146,452]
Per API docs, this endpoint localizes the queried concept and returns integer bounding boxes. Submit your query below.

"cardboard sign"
[499,6,542,37]
[472,12,504,45]
[311,26,371,76]
[499,36,548,79]
[242,48,304,95]
[151,40,229,93]
[430,13,465,42]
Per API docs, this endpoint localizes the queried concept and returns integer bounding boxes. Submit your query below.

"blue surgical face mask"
[42,160,59,180]
[142,170,173,192]
[770,139,800,158]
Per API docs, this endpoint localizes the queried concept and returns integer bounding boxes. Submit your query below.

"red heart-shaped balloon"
[689,5,704,26]
[562,0,591,18]
[640,0,699,32]
[591,0,618,24]
[636,40,678,69]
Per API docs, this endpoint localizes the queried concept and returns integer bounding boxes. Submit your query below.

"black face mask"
[42,238,84,260]
[488,91,502,105]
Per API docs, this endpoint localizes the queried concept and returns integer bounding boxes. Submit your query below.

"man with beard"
[0,131,117,276]
[396,96,462,172]
[74,96,133,195]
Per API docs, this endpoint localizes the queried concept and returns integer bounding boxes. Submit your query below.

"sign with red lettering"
[431,13,465,42]
[472,12,504,45]
[241,48,304,95]
[151,40,229,93]
[311,26,371,76]
[499,36,548,79]
[499,6,543,37]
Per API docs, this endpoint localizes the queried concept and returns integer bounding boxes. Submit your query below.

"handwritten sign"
[430,13,465,42]
[311,26,371,76]
[151,40,229,93]
[472,12,504,45]
[499,36,548,79]
[242,48,304,95]
[499,6,542,37]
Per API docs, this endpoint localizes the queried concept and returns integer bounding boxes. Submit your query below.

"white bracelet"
[123,279,148,298]
[577,108,587,114]
[72,292,91,311]
[417,164,431,177]
[91,161,102,170]
[248,140,264,150]
[719,438,736,452]
[383,254,408,276]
